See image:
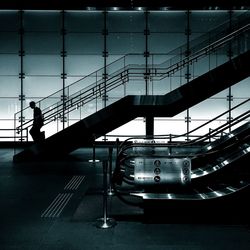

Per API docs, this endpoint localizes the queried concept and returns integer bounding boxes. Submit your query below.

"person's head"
[29,101,36,109]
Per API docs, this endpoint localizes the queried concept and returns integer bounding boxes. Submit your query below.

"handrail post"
[95,160,116,229]
[89,134,100,164]
[108,146,114,196]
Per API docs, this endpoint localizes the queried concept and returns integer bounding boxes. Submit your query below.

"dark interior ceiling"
[0,0,249,10]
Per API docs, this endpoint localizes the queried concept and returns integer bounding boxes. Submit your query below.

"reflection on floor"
[0,147,250,250]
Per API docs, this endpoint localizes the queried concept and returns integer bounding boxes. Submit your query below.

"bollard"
[95,160,116,229]
[108,147,114,196]
[88,139,100,163]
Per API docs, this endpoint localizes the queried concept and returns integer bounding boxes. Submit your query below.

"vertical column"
[19,10,25,141]
[144,10,149,95]
[61,10,67,129]
[102,10,108,141]
[144,10,154,138]
[102,10,108,108]
[227,10,233,132]
[185,10,191,141]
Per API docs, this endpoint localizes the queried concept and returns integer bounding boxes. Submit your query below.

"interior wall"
[0,9,249,141]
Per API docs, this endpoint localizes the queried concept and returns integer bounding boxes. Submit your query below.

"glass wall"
[0,9,249,141]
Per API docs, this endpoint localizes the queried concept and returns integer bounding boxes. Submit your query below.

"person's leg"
[29,126,35,141]
[30,126,40,142]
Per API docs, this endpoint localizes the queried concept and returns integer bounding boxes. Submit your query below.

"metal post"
[19,10,25,141]
[108,147,114,196]
[185,10,191,141]
[228,10,233,133]
[93,141,96,162]
[103,10,108,141]
[61,10,67,129]
[95,160,116,229]
[89,134,100,163]
[144,10,154,138]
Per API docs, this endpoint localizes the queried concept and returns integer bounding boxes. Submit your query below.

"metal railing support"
[95,160,116,229]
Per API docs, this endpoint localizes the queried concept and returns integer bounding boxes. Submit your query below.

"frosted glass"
[108,33,144,54]
[108,12,144,32]
[24,11,61,32]
[0,11,19,31]
[149,33,186,53]
[152,80,171,95]
[126,80,146,95]
[24,77,62,97]
[154,119,187,137]
[189,120,224,138]
[232,78,250,98]
[191,11,229,33]
[65,11,103,32]
[66,55,103,75]
[0,98,20,118]
[0,32,19,53]
[231,98,250,119]
[149,11,186,32]
[107,118,146,138]
[66,33,102,54]
[0,77,20,96]
[0,55,19,75]
[24,55,61,75]
[24,33,61,54]
[190,98,228,119]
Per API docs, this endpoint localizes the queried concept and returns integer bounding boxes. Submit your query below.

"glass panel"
[190,98,228,119]
[108,12,144,32]
[149,33,186,53]
[0,55,19,75]
[0,98,20,118]
[65,11,103,32]
[0,11,19,31]
[66,33,102,54]
[149,11,186,32]
[231,98,250,119]
[152,80,171,95]
[232,78,250,98]
[0,77,20,97]
[126,80,146,95]
[24,55,61,75]
[189,120,223,139]
[66,55,102,76]
[108,33,144,54]
[0,121,16,141]
[191,11,229,33]
[24,11,61,32]
[154,118,186,137]
[0,32,19,53]
[24,33,61,54]
[24,77,62,97]
[106,118,146,140]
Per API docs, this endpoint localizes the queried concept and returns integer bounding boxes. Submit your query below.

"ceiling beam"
[0,0,249,10]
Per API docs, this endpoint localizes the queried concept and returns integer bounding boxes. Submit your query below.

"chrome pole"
[95,160,116,229]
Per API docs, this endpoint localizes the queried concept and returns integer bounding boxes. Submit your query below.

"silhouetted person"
[29,101,45,142]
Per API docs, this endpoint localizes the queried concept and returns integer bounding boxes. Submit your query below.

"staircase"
[13,21,250,162]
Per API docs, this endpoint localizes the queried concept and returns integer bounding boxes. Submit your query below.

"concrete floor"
[0,146,250,250]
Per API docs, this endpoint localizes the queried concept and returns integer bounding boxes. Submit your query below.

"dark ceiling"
[0,0,249,10]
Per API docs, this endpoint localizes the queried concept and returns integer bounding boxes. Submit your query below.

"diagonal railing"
[14,21,250,141]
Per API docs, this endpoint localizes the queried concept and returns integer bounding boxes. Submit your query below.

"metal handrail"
[14,10,249,119]
[0,128,28,141]
[117,98,250,151]
[14,23,250,138]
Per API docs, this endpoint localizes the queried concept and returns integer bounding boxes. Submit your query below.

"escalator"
[112,121,250,222]
[13,49,250,162]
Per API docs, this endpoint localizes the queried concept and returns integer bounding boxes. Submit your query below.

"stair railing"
[14,23,250,141]
[117,98,250,153]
